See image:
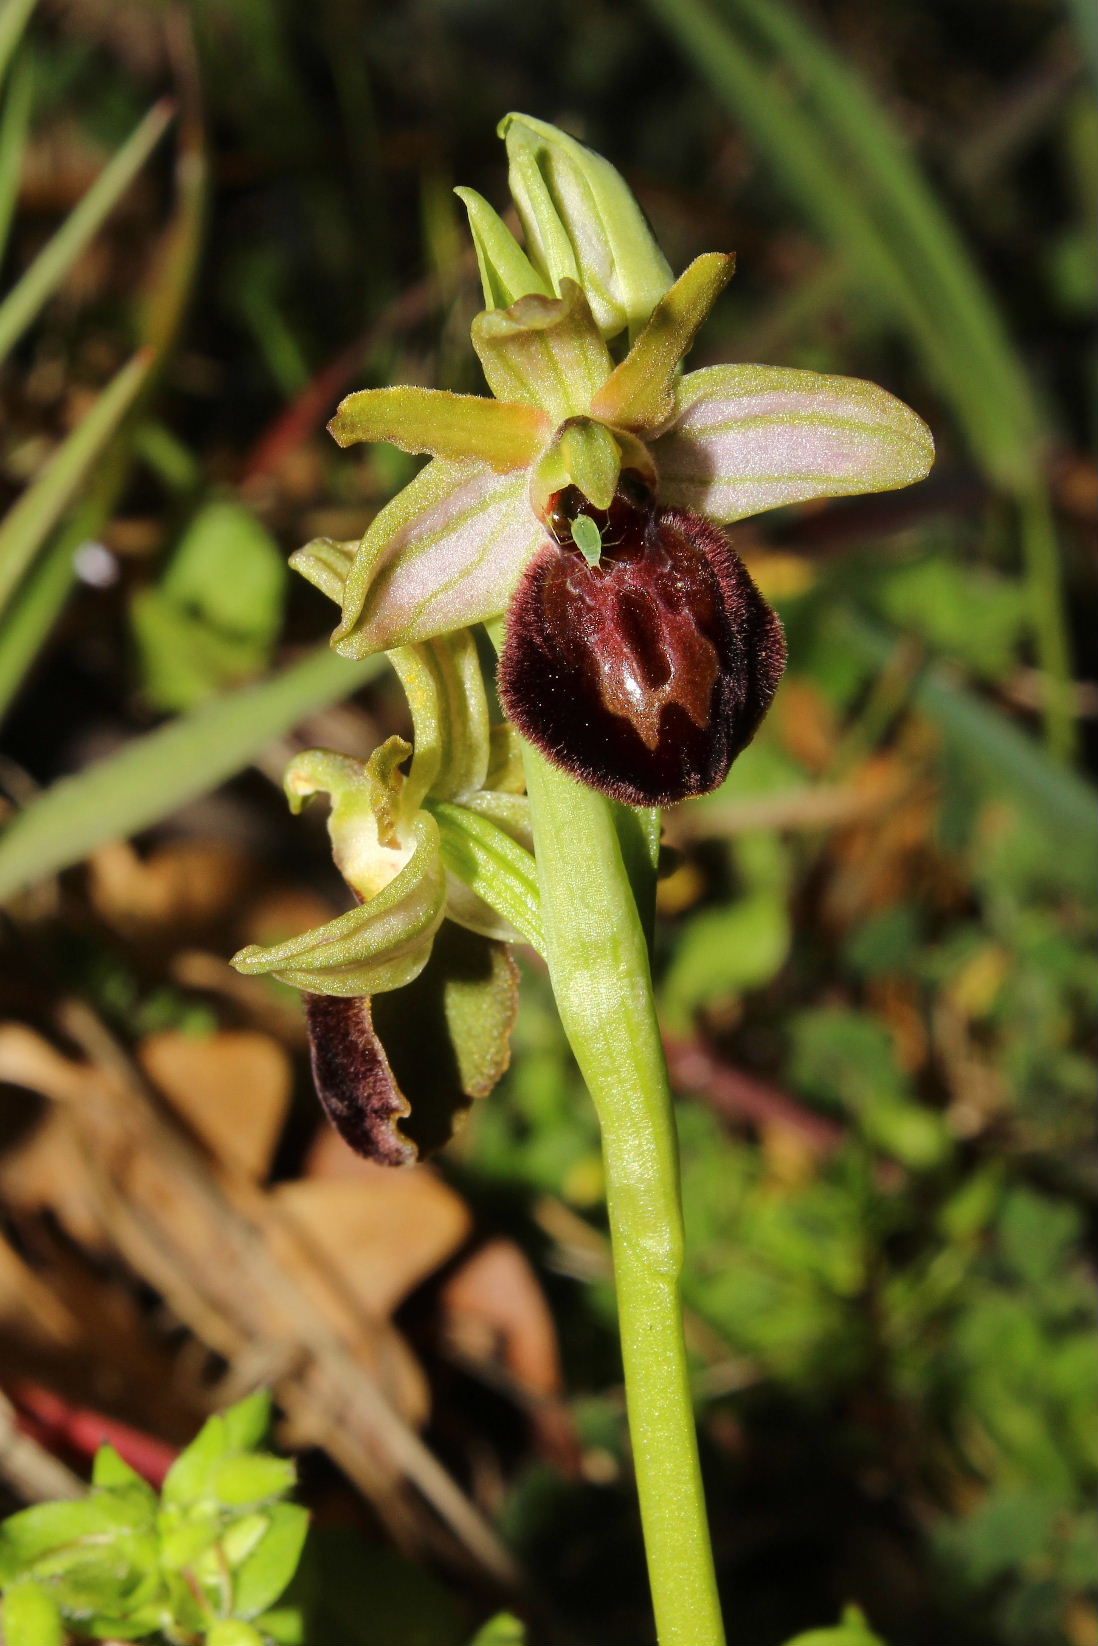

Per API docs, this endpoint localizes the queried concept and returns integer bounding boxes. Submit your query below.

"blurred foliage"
[0,2,1094,1646]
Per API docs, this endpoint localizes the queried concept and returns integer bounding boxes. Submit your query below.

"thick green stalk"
[521,742,724,1646]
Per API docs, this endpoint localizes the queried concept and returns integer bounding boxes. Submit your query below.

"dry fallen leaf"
[138,1029,291,1181]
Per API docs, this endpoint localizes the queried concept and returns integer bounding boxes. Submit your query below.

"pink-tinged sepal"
[498,481,786,807]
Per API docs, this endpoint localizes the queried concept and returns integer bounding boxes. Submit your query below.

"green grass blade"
[0,0,37,86]
[0,350,151,617]
[0,646,383,903]
[0,48,33,260]
[838,610,1095,885]
[0,96,173,361]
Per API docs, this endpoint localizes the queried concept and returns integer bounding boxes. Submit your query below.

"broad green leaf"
[0,351,151,619]
[132,499,288,712]
[210,1456,295,1509]
[0,645,381,904]
[655,363,933,523]
[0,1495,150,1574]
[0,100,173,361]
[662,892,790,1030]
[1,1582,63,1646]
[162,1412,232,1505]
[231,1505,309,1619]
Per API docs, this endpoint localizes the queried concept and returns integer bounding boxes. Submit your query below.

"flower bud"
[499,113,673,341]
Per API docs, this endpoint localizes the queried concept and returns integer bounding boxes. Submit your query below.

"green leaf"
[205,1623,265,1646]
[0,48,34,262]
[662,893,790,1029]
[231,1505,309,1619]
[0,645,381,904]
[91,1446,157,1499]
[1,1583,63,1646]
[220,1392,273,1454]
[162,1413,232,1506]
[469,1614,527,1645]
[0,0,38,91]
[132,500,288,712]
[0,351,152,620]
[0,99,173,362]
[210,1456,296,1509]
[0,1496,149,1575]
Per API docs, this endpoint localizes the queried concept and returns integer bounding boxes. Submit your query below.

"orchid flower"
[292,114,933,806]
[232,113,933,1167]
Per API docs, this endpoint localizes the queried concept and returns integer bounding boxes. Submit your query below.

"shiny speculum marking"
[499,473,788,807]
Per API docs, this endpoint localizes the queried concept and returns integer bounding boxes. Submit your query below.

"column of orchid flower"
[233,115,933,1646]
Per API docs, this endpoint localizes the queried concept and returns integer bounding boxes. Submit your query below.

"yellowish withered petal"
[656,363,935,522]
[283,740,415,901]
[471,279,613,424]
[327,385,548,473]
[333,458,544,656]
[230,813,446,997]
[591,253,736,433]
[288,536,357,606]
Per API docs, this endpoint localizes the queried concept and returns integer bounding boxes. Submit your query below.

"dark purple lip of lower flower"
[499,474,787,808]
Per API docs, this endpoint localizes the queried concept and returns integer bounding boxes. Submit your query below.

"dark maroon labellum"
[498,475,787,807]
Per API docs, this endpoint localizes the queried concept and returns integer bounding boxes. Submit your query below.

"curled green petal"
[327,385,548,473]
[287,536,356,607]
[454,186,551,308]
[591,253,736,432]
[283,739,413,900]
[388,628,491,810]
[528,416,657,518]
[230,813,445,996]
[427,797,544,952]
[471,279,612,423]
[500,113,674,341]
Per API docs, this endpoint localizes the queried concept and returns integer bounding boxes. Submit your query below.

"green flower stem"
[521,741,725,1646]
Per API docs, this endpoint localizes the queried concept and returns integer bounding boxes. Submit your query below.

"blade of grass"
[0,646,383,903]
[837,609,1095,886]
[0,96,173,361]
[0,48,33,260]
[0,349,152,618]
[0,0,37,87]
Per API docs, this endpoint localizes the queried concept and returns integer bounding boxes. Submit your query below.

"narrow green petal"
[287,536,356,606]
[230,813,444,996]
[333,459,544,655]
[471,279,613,423]
[388,629,491,810]
[656,363,934,521]
[591,253,735,432]
[454,186,551,308]
[328,385,547,472]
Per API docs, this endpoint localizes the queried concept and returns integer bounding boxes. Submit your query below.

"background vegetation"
[0,1,1094,1643]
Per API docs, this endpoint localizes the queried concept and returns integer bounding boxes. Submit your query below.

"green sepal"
[454,186,551,308]
[287,536,355,607]
[327,385,547,473]
[427,796,543,951]
[471,279,612,424]
[231,812,445,996]
[388,628,491,810]
[500,113,674,341]
[591,252,735,432]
